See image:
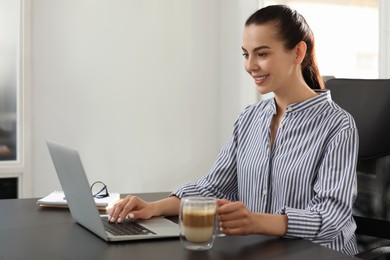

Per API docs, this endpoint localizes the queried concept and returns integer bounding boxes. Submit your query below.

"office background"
[1,0,389,198]
[25,0,259,197]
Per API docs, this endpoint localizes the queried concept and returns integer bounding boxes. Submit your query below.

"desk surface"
[0,192,360,260]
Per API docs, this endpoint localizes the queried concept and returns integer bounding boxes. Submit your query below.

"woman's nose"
[245,56,259,73]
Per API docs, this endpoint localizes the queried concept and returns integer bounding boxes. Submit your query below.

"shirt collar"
[268,89,331,114]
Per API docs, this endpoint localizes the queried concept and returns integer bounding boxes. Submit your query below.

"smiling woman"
[109,5,360,255]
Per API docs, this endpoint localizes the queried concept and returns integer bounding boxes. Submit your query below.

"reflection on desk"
[0,192,360,260]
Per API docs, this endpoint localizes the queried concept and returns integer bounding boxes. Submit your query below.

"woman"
[109,5,359,255]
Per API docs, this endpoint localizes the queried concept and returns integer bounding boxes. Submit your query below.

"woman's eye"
[242,53,249,59]
[258,52,267,57]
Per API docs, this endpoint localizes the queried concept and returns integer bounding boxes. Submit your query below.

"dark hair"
[245,5,324,89]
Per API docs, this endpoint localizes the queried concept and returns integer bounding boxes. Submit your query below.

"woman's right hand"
[108,195,156,223]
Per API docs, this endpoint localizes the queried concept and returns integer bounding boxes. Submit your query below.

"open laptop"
[46,140,179,242]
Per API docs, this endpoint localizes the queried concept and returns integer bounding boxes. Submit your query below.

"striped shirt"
[173,90,359,255]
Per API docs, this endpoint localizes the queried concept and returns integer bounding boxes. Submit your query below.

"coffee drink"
[182,208,215,242]
[179,197,217,250]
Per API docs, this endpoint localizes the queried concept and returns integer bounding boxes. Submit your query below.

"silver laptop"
[46,140,179,242]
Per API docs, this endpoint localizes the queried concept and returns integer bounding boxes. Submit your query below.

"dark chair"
[322,75,335,82]
[325,78,390,260]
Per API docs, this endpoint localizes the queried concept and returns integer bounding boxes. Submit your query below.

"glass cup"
[179,196,218,250]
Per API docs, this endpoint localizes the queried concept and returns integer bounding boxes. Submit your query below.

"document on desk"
[37,191,120,211]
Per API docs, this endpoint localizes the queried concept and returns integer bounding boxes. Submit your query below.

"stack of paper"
[37,190,120,211]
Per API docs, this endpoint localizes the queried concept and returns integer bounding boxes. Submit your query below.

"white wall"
[218,1,259,146]
[380,0,390,78]
[28,0,258,197]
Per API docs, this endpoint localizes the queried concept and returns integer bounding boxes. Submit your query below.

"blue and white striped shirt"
[173,90,359,255]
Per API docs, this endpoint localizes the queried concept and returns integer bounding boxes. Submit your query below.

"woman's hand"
[108,195,155,223]
[216,199,259,235]
[217,199,288,236]
[108,195,181,223]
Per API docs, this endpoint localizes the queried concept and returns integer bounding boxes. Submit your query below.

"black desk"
[0,192,360,260]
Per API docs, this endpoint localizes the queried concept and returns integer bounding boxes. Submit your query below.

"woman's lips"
[253,75,269,85]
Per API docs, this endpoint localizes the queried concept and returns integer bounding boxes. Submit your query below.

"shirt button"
[262,190,267,196]
[287,107,293,112]
[279,123,284,129]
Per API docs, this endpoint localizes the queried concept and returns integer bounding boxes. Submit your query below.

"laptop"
[46,140,179,242]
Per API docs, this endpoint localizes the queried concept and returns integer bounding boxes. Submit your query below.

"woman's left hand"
[216,199,259,235]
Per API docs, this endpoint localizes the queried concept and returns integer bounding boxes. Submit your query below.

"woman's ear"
[294,41,307,64]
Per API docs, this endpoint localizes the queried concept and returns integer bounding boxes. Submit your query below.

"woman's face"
[242,23,297,95]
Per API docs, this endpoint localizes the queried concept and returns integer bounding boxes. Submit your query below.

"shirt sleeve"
[280,127,358,245]
[172,117,241,201]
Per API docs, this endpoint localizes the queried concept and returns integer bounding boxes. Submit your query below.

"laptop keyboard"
[101,216,156,236]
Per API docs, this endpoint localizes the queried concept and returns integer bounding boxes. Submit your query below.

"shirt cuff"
[280,207,322,239]
[171,183,203,199]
